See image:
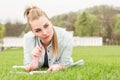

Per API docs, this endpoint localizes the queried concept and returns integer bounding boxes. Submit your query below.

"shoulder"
[54,26,66,32]
[54,26,73,44]
[54,26,72,39]
[23,31,36,40]
[54,26,68,37]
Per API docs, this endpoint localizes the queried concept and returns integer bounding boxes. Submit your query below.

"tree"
[74,11,101,36]
[0,23,5,50]
[87,5,120,44]
[51,12,77,31]
[112,14,120,44]
[4,21,25,37]
[65,12,77,31]
[113,14,120,34]
[0,24,5,39]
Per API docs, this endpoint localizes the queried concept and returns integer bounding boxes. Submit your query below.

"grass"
[0,46,120,80]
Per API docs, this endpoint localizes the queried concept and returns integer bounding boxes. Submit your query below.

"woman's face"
[30,15,53,46]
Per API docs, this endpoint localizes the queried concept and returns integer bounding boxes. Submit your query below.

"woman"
[23,6,73,72]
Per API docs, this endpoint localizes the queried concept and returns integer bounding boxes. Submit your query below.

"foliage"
[51,12,77,31]
[24,24,31,33]
[19,24,31,37]
[0,24,5,39]
[74,11,101,36]
[0,46,120,80]
[4,21,25,37]
[1,5,120,45]
[113,14,120,35]
[87,5,120,43]
[111,14,120,45]
[0,24,5,45]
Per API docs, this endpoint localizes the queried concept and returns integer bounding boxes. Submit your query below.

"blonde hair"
[24,6,58,57]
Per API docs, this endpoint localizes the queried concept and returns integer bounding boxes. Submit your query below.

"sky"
[0,0,120,24]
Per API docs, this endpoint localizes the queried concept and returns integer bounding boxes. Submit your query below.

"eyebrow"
[43,23,48,27]
[34,28,41,30]
[33,22,49,30]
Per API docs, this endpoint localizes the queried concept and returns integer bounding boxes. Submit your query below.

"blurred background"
[0,0,120,50]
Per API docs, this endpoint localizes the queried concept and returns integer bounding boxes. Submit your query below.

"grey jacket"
[23,26,73,67]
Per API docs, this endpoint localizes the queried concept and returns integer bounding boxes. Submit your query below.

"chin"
[44,38,52,43]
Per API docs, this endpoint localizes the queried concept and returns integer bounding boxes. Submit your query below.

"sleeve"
[57,31,74,66]
[23,33,35,66]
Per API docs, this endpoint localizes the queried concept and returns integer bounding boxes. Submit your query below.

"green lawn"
[0,46,120,80]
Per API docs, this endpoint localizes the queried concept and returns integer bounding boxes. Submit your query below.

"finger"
[39,45,42,48]
[32,46,42,57]
[36,45,42,49]
[24,64,32,72]
[32,48,38,53]
[33,49,38,54]
[37,46,42,52]
[34,48,41,53]
[47,67,52,72]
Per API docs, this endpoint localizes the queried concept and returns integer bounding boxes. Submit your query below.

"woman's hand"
[32,46,42,61]
[24,46,42,72]
[47,64,66,72]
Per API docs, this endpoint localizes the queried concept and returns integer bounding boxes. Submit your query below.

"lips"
[44,36,49,39]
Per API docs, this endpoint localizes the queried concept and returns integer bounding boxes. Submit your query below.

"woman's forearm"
[47,64,67,72]
[24,59,39,72]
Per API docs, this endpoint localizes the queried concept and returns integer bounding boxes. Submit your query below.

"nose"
[42,29,47,35]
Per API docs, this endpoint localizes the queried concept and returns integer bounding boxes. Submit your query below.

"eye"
[44,24,49,28]
[35,28,41,33]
